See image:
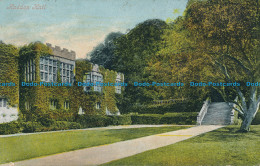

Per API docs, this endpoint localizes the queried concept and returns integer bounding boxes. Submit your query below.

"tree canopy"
[89,32,123,70]
[112,19,168,108]
[148,0,259,131]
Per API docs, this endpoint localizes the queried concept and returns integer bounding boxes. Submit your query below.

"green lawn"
[104,125,260,166]
[0,126,189,164]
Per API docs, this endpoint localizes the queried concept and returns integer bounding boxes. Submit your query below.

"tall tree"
[185,0,260,131]
[113,19,168,109]
[89,32,123,70]
[148,0,259,131]
[147,16,213,103]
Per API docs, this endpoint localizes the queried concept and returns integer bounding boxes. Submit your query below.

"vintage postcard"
[0,0,259,165]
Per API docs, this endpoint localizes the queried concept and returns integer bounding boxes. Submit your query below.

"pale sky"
[0,0,188,59]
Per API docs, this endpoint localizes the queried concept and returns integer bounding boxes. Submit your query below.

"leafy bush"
[0,120,81,135]
[76,115,132,127]
[160,113,197,125]
[131,114,161,124]
[76,115,110,128]
[131,101,203,114]
[42,121,81,131]
[49,121,70,131]
[0,121,21,135]
[37,114,55,127]
[130,113,197,125]
[69,122,82,129]
[22,121,43,133]
[108,115,132,125]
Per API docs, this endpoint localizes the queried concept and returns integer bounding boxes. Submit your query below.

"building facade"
[14,42,123,123]
[75,60,124,116]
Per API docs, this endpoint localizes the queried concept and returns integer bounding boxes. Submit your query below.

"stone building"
[0,42,124,124]
[80,63,124,115]
[15,42,124,123]
[19,43,77,121]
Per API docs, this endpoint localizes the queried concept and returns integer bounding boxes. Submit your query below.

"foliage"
[0,121,21,135]
[113,19,168,110]
[89,32,123,70]
[160,112,197,124]
[184,0,260,131]
[0,43,19,107]
[76,115,110,128]
[147,16,212,104]
[18,43,123,122]
[22,121,43,133]
[73,59,99,115]
[130,113,197,125]
[73,59,123,115]
[0,120,82,134]
[131,114,161,124]
[45,121,81,131]
[147,0,259,131]
[107,115,132,125]
[76,115,132,127]
[100,67,121,114]
[130,101,203,114]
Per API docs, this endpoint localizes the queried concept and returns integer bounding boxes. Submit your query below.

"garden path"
[1,125,224,166]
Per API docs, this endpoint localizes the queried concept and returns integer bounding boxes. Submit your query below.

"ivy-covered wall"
[0,43,19,107]
[19,43,74,122]
[18,42,124,122]
[73,60,124,115]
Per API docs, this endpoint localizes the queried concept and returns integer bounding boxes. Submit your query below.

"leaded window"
[84,71,103,92]
[60,63,74,83]
[24,59,36,82]
[40,56,58,82]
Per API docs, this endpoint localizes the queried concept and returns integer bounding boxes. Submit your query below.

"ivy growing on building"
[0,43,19,107]
[18,42,123,123]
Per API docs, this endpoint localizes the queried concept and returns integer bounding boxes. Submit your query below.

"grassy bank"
[104,125,260,166]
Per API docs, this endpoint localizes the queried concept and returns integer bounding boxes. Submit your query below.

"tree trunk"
[240,103,258,132]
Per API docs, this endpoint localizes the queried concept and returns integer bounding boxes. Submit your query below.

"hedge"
[1,115,132,135]
[108,115,132,125]
[0,121,20,135]
[131,102,203,114]
[131,113,198,125]
[160,113,197,125]
[0,121,82,135]
[76,115,132,128]
[22,121,82,132]
[42,121,81,131]
[76,115,110,128]
[130,114,161,124]
[22,121,43,133]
